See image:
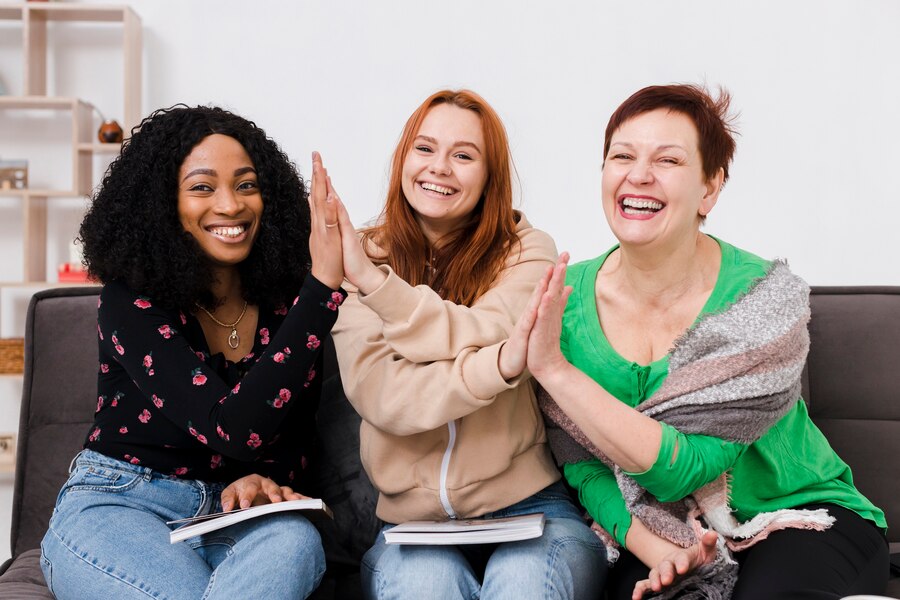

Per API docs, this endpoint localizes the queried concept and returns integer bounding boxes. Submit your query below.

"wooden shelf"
[0,3,141,283]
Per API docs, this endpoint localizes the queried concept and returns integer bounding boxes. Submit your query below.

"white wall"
[0,0,897,562]
[4,0,899,288]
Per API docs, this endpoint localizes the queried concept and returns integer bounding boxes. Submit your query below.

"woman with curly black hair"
[40,105,345,599]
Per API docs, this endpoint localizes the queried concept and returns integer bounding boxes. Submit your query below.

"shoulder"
[715,237,770,281]
[511,211,558,265]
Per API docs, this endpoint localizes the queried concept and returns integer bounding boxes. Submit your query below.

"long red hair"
[364,89,519,306]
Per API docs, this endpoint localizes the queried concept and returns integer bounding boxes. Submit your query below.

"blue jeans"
[40,449,325,599]
[361,481,607,599]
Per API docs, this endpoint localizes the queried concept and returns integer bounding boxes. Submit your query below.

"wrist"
[355,263,387,296]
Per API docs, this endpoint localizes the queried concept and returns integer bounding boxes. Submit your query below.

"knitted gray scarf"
[540,260,832,599]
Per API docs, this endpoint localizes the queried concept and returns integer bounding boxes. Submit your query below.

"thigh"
[41,454,211,600]
[733,504,889,600]
[483,516,607,600]
[200,512,326,599]
[361,525,480,600]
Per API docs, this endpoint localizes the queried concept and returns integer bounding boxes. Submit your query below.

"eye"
[414,145,433,153]
[453,152,472,161]
[237,180,259,191]
[610,153,633,161]
[188,183,213,192]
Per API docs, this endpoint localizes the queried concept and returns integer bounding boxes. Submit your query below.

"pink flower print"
[331,291,345,305]
[273,346,292,364]
[216,424,230,441]
[232,382,241,394]
[88,427,101,442]
[274,304,288,316]
[326,301,337,311]
[174,467,189,476]
[111,331,124,355]
[179,311,187,325]
[306,334,320,350]
[246,432,262,449]
[187,422,208,444]
[241,352,255,362]
[210,454,222,469]
[307,368,316,381]
[158,324,174,339]
[138,409,151,424]
[133,297,151,309]
[97,324,104,340]
[259,327,270,345]
[143,355,152,368]
[152,394,164,409]
[279,388,291,402]
[195,350,206,361]
[271,398,284,409]
[191,368,207,386]
[112,392,124,407]
[128,456,140,465]
[99,363,109,374]
[96,395,105,412]
[119,426,128,434]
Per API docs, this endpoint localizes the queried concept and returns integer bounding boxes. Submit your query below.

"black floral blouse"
[85,275,345,487]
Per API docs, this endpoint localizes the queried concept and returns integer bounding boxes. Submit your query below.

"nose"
[213,188,243,215]
[626,159,654,185]
[428,153,452,176]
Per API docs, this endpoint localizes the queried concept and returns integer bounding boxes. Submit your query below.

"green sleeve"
[564,458,632,546]
[626,422,747,503]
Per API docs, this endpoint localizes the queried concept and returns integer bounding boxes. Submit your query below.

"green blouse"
[560,237,886,546]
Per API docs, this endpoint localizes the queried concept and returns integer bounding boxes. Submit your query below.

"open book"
[167,498,332,544]
[383,512,545,545]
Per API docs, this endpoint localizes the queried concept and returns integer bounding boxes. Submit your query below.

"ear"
[699,167,725,217]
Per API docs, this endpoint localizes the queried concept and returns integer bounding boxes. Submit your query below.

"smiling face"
[601,108,723,251]
[400,103,488,244]
[177,134,263,268]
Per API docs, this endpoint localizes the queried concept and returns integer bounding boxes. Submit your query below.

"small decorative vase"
[97,120,123,143]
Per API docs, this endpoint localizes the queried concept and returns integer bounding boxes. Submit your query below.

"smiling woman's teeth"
[622,198,663,214]
[209,225,245,237]
[420,182,455,195]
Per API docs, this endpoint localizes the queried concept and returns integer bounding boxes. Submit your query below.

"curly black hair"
[79,105,310,311]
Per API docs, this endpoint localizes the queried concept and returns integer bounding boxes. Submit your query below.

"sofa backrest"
[804,287,900,553]
[11,287,100,558]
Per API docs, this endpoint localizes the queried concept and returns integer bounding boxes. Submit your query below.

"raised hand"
[631,530,719,599]
[308,152,344,289]
[524,253,573,380]
[327,181,387,295]
[221,473,308,511]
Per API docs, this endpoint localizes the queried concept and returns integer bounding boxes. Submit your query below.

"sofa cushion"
[0,550,54,598]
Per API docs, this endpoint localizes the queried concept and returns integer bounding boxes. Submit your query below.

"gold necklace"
[196,300,248,350]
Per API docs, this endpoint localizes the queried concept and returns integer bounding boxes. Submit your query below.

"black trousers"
[606,504,889,599]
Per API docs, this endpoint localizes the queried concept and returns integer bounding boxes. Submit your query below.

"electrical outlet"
[0,433,15,473]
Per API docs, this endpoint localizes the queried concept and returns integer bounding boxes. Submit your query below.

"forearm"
[538,361,662,473]
[625,518,690,569]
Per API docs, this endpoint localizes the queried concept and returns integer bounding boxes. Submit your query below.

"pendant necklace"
[196,300,248,350]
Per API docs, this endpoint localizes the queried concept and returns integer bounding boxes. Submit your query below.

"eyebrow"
[609,142,687,152]
[415,135,482,153]
[181,166,257,183]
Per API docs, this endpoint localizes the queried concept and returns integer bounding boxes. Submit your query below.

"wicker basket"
[0,338,25,374]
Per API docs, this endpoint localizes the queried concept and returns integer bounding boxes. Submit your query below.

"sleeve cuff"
[625,421,678,486]
[359,265,423,324]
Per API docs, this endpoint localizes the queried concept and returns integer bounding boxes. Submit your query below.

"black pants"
[606,504,889,599]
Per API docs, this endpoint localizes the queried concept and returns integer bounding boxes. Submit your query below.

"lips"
[619,196,665,218]
[205,222,251,242]
[418,181,458,196]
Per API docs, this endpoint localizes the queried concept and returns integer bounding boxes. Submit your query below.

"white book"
[383,512,545,545]
[168,498,332,544]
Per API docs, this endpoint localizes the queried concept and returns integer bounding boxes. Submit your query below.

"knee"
[363,545,477,599]
[249,513,326,574]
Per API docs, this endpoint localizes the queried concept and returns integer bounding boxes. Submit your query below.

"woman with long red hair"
[327,89,607,599]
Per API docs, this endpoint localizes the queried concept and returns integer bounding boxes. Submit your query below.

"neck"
[609,232,718,306]
[207,266,243,308]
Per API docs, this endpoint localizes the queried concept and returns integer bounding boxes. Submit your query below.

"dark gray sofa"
[0,286,897,598]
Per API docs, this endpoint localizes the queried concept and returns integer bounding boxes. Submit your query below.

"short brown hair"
[603,84,738,183]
